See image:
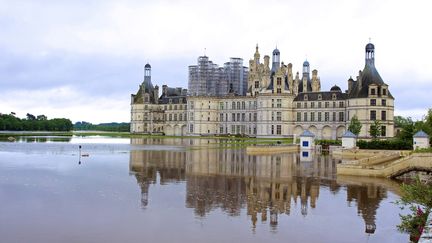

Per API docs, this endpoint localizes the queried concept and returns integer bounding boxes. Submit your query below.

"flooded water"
[0,136,408,243]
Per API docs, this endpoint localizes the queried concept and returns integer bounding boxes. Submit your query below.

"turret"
[271,47,280,73]
[254,44,260,65]
[365,42,375,66]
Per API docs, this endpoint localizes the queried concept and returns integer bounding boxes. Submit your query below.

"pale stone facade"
[131,42,395,139]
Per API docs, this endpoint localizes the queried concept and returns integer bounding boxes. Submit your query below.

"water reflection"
[129,138,394,234]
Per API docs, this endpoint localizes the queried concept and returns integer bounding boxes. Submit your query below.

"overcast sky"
[0,0,431,123]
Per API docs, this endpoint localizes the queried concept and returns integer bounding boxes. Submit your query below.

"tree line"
[74,121,130,132]
[0,112,73,131]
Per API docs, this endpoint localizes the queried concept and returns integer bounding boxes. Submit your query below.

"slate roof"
[294,91,348,101]
[300,130,315,137]
[414,130,429,138]
[342,130,357,138]
[348,63,394,99]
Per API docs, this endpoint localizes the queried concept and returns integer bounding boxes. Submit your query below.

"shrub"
[357,139,412,150]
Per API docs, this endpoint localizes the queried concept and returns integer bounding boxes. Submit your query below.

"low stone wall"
[246,144,299,155]
[337,153,432,178]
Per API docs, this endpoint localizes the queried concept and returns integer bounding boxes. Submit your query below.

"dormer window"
[370,88,376,95]
[383,88,387,96]
[169,99,172,104]
[332,94,337,100]
[304,94,308,100]
[318,94,322,100]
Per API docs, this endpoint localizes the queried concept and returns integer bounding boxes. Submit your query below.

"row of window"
[296,112,345,122]
[296,101,344,109]
[163,104,187,110]
[303,93,338,101]
[370,110,387,121]
[370,99,387,106]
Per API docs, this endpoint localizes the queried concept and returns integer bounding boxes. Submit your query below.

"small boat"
[7,137,16,142]
[81,153,90,157]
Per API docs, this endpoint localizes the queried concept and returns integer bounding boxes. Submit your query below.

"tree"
[348,115,362,135]
[26,113,36,120]
[369,120,381,139]
[37,115,47,121]
[396,177,432,241]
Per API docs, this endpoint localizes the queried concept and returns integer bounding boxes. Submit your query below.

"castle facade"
[131,42,394,139]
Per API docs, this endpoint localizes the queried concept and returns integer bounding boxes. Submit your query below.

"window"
[220,126,224,134]
[277,77,282,86]
[318,94,322,100]
[254,113,257,121]
[381,126,386,136]
[179,114,182,121]
[174,105,177,110]
[339,112,344,122]
[383,89,387,96]
[371,88,376,95]
[220,113,224,121]
[277,88,281,93]
[325,102,329,108]
[271,112,274,121]
[255,81,259,88]
[237,102,240,110]
[276,125,281,135]
[325,112,329,121]
[189,124,194,133]
[370,110,376,120]
[333,102,336,108]
[277,99,282,108]
[232,102,235,109]
[220,102,224,109]
[271,125,274,135]
[304,94,308,100]
[277,112,282,121]
[332,94,337,100]
[249,113,251,121]
[207,117,210,121]
[370,99,376,106]
[381,110,386,120]
[318,102,322,108]
[271,99,274,108]
[242,113,245,121]
[297,103,301,108]
[232,113,235,121]
[311,112,315,121]
[304,112,308,122]
[297,112,301,122]
[169,114,172,121]
[332,112,336,121]
[339,101,344,108]
[304,102,307,108]
[382,99,386,106]
[318,112,322,122]
[242,102,245,109]
[174,114,177,121]
[237,113,240,121]
[311,102,315,108]
[190,101,194,109]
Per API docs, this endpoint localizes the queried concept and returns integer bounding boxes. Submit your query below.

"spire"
[254,44,260,64]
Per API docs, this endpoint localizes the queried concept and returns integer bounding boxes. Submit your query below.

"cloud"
[0,0,431,123]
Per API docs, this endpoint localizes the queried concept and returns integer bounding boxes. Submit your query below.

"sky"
[0,0,431,123]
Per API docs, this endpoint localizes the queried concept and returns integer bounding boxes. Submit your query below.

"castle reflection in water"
[129,138,390,233]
